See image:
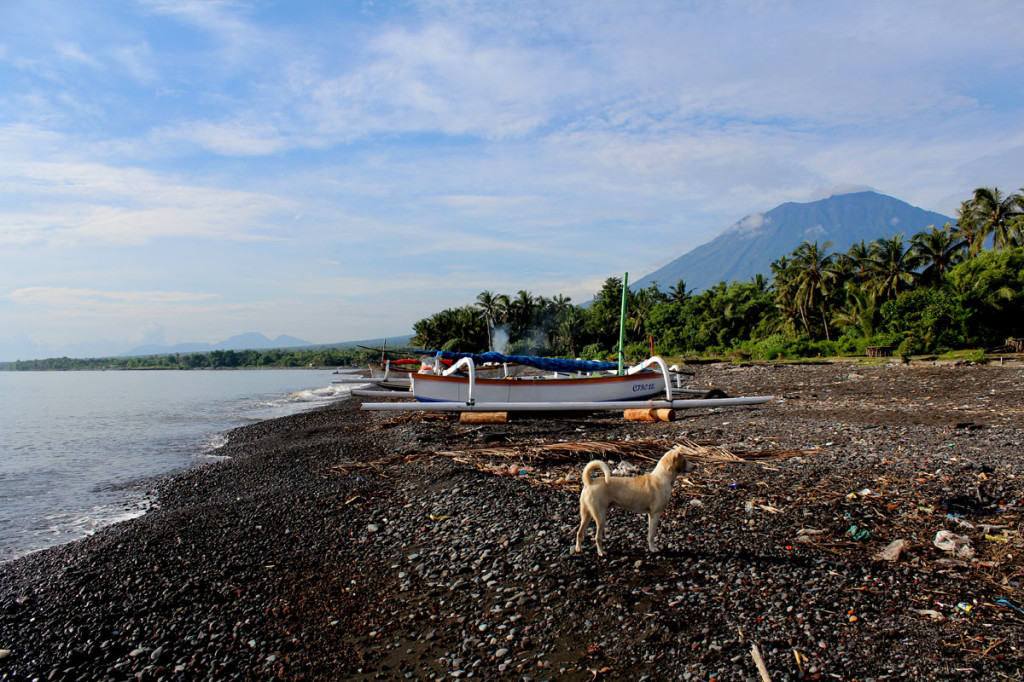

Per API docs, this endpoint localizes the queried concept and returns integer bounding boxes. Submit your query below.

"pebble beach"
[3,360,1024,681]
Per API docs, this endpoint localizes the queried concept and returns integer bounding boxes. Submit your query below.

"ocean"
[0,369,353,563]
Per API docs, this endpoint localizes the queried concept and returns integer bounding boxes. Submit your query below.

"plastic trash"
[915,609,945,620]
[872,539,907,562]
[995,597,1024,614]
[846,525,871,541]
[934,530,975,559]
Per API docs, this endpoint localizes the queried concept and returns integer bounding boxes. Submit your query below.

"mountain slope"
[633,191,954,293]
[126,333,312,357]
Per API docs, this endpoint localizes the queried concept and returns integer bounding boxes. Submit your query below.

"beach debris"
[795,528,825,543]
[434,438,804,468]
[915,609,946,621]
[872,538,908,562]
[750,643,773,682]
[846,525,871,541]
[934,530,976,559]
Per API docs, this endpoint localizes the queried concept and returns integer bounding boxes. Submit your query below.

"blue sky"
[1,0,1022,361]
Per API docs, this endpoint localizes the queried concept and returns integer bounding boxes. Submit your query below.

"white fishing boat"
[359,352,773,412]
[412,352,673,404]
[412,367,667,403]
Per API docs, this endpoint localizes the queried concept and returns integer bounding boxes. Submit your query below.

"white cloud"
[154,120,290,156]
[111,43,158,84]
[727,213,768,236]
[0,144,300,245]
[56,42,101,68]
[133,321,168,345]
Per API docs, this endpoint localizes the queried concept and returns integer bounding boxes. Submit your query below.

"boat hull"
[411,372,667,403]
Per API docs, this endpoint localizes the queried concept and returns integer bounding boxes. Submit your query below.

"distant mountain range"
[124,333,416,358]
[632,191,954,293]
[126,332,313,357]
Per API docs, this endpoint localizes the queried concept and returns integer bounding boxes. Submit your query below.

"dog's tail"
[581,460,611,487]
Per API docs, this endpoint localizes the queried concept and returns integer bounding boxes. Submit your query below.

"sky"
[1,0,1022,361]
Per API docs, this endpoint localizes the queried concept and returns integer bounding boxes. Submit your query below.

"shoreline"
[0,369,348,565]
[3,362,1024,680]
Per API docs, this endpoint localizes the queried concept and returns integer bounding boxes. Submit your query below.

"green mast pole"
[618,272,628,375]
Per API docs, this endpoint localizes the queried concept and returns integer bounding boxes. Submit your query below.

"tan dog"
[575,445,695,556]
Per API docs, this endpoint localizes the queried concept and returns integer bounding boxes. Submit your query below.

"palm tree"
[749,273,769,295]
[628,287,655,337]
[961,187,1023,252]
[790,241,839,340]
[832,286,878,338]
[867,234,920,302]
[475,291,502,351]
[837,240,872,284]
[508,290,536,341]
[554,306,587,357]
[668,279,690,303]
[550,294,572,316]
[769,255,802,333]
[910,223,965,286]
[954,200,987,257]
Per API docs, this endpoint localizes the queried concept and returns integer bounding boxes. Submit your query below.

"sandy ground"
[3,359,1024,681]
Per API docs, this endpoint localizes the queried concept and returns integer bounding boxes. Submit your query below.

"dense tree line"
[1,346,379,372]
[412,186,1024,361]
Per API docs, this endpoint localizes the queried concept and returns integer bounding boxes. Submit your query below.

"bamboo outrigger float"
[360,395,773,412]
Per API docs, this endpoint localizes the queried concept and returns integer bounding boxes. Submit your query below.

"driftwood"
[434,438,811,465]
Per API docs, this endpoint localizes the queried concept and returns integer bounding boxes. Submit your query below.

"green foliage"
[945,246,1024,346]
[880,288,964,353]
[623,341,651,363]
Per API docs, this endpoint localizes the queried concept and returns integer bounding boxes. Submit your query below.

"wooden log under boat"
[624,408,676,422]
[459,412,509,424]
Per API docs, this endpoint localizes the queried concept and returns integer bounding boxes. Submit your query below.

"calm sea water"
[0,369,353,563]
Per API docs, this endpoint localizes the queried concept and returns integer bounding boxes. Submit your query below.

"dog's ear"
[681,458,696,473]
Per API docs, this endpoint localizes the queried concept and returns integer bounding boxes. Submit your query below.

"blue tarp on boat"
[415,350,618,374]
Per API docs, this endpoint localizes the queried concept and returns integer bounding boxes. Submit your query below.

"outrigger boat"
[360,351,773,412]
[409,351,663,403]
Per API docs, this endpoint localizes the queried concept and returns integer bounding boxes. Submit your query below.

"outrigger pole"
[360,395,774,412]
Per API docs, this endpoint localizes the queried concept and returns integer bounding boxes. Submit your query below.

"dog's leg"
[594,507,607,557]
[575,504,591,553]
[647,511,662,553]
